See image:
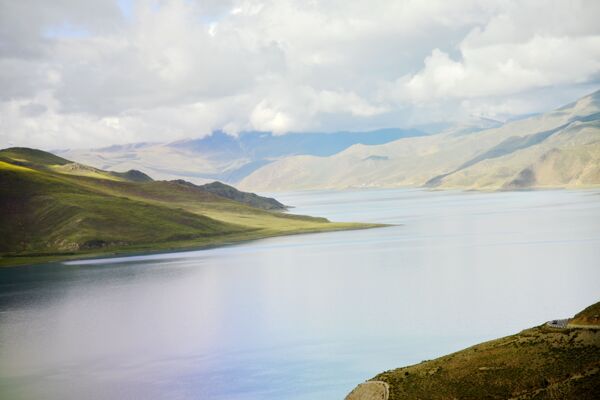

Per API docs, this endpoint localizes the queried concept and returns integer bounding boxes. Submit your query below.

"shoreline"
[260,185,600,194]
[0,221,388,268]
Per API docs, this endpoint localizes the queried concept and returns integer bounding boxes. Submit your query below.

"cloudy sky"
[1,0,599,149]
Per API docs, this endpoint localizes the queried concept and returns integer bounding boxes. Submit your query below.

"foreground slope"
[0,148,377,266]
[240,91,600,191]
[346,301,600,400]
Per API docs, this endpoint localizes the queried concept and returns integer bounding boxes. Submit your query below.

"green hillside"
[347,302,600,400]
[0,147,72,166]
[0,147,379,267]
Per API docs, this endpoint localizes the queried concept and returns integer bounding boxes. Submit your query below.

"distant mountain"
[0,147,376,266]
[171,180,287,211]
[173,128,427,159]
[239,90,600,191]
[346,301,600,400]
[55,128,428,184]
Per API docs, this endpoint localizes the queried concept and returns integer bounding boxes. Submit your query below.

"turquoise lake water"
[1,188,599,399]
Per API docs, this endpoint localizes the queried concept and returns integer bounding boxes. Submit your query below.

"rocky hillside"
[346,301,600,400]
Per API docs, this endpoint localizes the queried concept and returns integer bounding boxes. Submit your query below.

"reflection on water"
[1,189,599,399]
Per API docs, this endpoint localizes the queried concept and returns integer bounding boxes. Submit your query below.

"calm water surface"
[1,189,599,399]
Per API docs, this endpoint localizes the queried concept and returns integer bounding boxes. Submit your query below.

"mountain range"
[239,90,600,191]
[56,128,428,184]
[54,91,600,193]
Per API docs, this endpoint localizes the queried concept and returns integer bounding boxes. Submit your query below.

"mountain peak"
[0,147,71,166]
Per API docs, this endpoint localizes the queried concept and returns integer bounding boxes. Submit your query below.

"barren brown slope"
[347,301,600,400]
[570,303,600,327]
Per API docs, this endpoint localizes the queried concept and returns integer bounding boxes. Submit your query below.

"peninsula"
[0,147,380,267]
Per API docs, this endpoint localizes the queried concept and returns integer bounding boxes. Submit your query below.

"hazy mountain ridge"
[56,129,427,185]
[238,91,600,191]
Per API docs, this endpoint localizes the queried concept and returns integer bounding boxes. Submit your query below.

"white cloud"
[250,100,294,134]
[0,0,599,149]
[388,0,600,100]
[397,34,600,102]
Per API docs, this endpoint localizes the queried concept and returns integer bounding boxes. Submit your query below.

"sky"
[1,0,599,150]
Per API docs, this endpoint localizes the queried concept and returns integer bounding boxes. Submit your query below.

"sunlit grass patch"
[0,160,38,173]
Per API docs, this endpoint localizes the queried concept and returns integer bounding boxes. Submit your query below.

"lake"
[1,188,599,399]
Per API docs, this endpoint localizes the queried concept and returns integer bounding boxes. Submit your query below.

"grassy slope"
[363,302,600,400]
[0,148,379,267]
